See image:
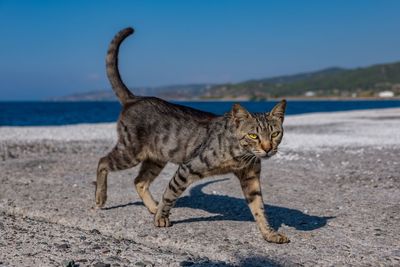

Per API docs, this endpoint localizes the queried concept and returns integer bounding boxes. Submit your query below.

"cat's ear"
[231,103,251,125]
[269,99,286,123]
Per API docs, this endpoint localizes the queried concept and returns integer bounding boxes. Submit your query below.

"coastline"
[2,100,400,127]
[182,97,400,102]
[1,108,399,146]
[0,108,399,266]
[2,96,400,102]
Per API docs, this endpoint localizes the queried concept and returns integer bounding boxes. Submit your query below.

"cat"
[95,27,289,244]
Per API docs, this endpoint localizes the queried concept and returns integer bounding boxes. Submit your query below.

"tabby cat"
[95,27,289,243]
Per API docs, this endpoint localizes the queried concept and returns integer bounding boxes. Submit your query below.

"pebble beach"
[0,108,399,266]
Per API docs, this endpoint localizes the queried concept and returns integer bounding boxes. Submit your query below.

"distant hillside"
[51,84,212,101]
[204,61,400,99]
[53,61,400,101]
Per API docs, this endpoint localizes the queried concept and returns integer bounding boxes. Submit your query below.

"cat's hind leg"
[134,159,167,214]
[95,143,140,208]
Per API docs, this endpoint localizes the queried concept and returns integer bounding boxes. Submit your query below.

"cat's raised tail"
[106,27,135,104]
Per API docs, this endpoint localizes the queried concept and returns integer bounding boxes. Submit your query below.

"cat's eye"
[248,133,258,139]
[271,132,280,138]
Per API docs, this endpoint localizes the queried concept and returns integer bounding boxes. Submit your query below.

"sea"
[1,100,400,126]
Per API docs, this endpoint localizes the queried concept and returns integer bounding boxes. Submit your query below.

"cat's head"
[230,100,286,158]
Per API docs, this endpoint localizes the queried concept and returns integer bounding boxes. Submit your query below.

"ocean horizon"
[1,99,400,126]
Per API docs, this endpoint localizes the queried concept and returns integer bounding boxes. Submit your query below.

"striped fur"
[106,27,135,104]
[95,27,289,243]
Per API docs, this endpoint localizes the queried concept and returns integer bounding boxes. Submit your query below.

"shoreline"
[2,101,400,127]
[2,97,400,102]
[184,97,400,102]
[1,108,399,147]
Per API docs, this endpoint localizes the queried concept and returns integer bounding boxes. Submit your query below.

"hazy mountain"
[53,61,400,101]
[205,61,400,99]
[50,84,213,101]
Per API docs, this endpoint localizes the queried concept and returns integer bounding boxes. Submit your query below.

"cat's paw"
[154,214,171,227]
[95,192,107,208]
[264,232,290,244]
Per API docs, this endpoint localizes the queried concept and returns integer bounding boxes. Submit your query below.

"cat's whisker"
[250,155,257,169]
[245,154,257,168]
[239,154,252,166]
[247,156,255,166]
[242,155,252,166]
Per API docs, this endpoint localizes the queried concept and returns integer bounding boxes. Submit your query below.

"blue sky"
[1,0,400,100]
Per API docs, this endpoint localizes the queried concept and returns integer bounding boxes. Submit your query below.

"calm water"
[1,100,400,126]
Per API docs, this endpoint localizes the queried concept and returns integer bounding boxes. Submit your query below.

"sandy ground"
[0,108,399,266]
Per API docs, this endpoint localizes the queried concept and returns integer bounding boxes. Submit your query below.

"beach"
[0,108,399,266]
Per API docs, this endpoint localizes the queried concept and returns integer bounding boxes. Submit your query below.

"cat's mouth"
[254,150,277,159]
[253,151,268,158]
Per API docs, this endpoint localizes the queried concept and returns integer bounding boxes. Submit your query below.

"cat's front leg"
[235,161,290,244]
[154,163,203,227]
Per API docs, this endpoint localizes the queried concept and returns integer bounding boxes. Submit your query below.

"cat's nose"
[261,141,272,153]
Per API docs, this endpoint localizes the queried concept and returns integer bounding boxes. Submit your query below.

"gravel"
[0,108,399,266]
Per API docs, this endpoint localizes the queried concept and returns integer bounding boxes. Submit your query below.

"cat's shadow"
[106,178,334,231]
